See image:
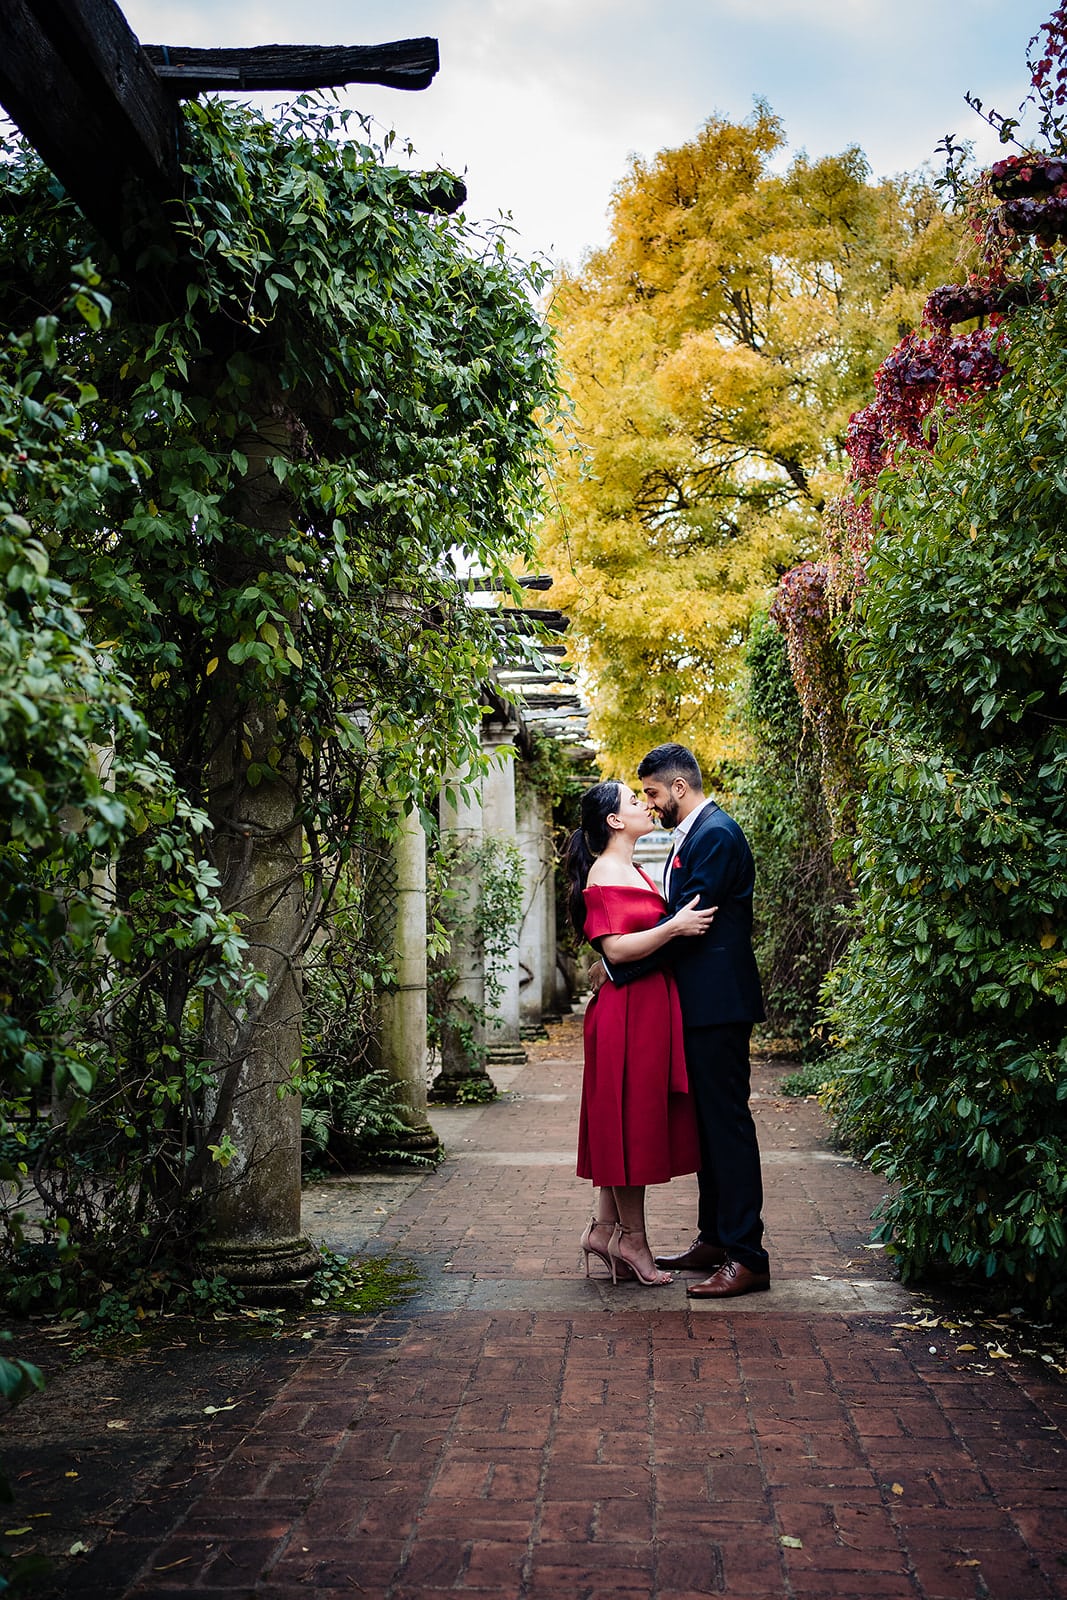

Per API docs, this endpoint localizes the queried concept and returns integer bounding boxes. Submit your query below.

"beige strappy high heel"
[580,1217,634,1280]
[608,1226,673,1287]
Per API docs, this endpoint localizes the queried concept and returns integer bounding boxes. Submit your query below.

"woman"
[564,780,715,1286]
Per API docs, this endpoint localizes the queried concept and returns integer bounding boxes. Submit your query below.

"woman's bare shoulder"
[586,860,641,890]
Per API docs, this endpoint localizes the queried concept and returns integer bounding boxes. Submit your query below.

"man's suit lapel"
[668,802,720,909]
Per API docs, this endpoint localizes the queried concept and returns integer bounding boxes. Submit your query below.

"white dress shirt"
[662,797,715,900]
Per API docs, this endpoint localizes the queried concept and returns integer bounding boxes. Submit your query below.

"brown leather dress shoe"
[653,1239,727,1273]
[686,1259,771,1298]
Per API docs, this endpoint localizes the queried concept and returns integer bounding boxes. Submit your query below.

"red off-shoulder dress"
[577,875,701,1187]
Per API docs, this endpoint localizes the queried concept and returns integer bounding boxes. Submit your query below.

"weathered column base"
[203,1235,322,1304]
[486,1042,527,1066]
[428,1067,496,1104]
[392,1118,443,1158]
[520,1023,548,1041]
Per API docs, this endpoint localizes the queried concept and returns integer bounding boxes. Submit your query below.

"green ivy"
[475,834,526,1010]
[517,727,584,808]
[826,289,1067,1311]
[426,828,524,1084]
[0,94,558,1297]
[733,612,853,1050]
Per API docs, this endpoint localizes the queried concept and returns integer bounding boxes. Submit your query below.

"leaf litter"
[889,1299,1066,1375]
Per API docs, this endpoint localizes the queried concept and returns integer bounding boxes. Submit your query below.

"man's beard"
[657,798,681,829]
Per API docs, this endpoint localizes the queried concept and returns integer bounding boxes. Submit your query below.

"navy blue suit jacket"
[664,801,764,1028]
[606,801,764,1028]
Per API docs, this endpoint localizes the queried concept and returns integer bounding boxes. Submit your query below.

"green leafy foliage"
[295,883,438,1171]
[300,1066,436,1171]
[516,727,585,808]
[298,866,439,1170]
[778,1060,835,1099]
[826,293,1067,1310]
[0,287,249,1308]
[475,834,526,1011]
[0,1331,42,1412]
[307,1249,419,1313]
[2,97,557,841]
[0,94,557,1305]
[426,829,524,1088]
[732,613,853,1051]
[0,294,227,1109]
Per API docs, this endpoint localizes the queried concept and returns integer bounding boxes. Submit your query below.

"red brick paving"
[36,1019,1067,1595]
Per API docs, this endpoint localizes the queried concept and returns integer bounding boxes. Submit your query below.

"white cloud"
[119,0,1053,266]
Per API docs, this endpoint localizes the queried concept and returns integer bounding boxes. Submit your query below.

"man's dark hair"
[637,743,703,789]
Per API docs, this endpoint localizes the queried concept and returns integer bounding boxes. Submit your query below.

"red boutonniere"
[673,855,683,870]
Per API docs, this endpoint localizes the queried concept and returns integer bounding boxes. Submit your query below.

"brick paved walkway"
[17,1017,1067,1598]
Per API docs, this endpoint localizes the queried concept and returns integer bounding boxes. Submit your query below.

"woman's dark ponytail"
[563,780,622,934]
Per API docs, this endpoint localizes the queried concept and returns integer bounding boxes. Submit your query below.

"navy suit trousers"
[683,1022,768,1274]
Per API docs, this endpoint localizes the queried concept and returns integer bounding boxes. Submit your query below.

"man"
[627,743,769,1298]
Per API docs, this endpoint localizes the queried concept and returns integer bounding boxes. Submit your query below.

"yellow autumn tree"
[540,103,965,775]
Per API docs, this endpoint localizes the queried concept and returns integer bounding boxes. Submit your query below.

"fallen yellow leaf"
[891,1483,904,1496]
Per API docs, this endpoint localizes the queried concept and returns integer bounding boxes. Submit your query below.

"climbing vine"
[0,94,558,1302]
[808,9,1067,1308]
[427,829,525,1095]
[516,727,584,809]
[825,290,1067,1309]
[475,835,526,1009]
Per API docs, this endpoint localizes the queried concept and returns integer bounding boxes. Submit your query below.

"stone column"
[200,688,318,1294]
[430,764,492,1100]
[199,404,318,1295]
[517,782,552,1037]
[542,818,561,1022]
[481,728,525,1068]
[376,807,440,1155]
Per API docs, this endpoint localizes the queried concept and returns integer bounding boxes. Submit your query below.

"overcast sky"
[119,1,1053,269]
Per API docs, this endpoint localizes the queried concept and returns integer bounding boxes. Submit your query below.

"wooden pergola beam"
[142,38,441,94]
[0,0,182,247]
[0,5,451,249]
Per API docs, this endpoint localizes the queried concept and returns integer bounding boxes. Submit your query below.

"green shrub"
[299,857,439,1171]
[826,292,1067,1311]
[778,1060,834,1098]
[734,612,853,1051]
[0,91,554,1308]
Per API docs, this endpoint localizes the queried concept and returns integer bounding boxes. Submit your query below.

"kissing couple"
[564,743,770,1298]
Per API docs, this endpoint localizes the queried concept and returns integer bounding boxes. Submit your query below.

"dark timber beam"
[0,0,181,249]
[0,3,458,255]
[141,38,440,94]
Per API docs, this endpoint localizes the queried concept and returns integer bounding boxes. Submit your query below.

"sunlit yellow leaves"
[540,109,964,774]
